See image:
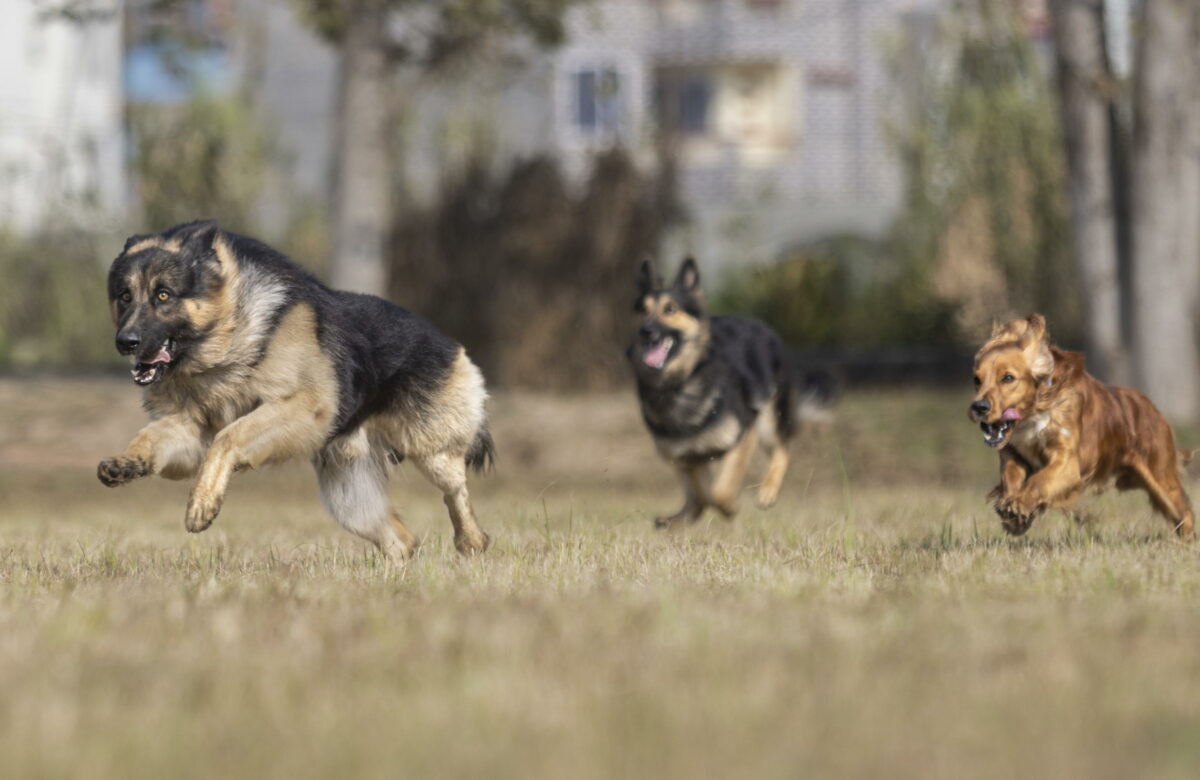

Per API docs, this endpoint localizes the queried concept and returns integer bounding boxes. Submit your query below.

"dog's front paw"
[97,456,151,487]
[995,496,1039,536]
[184,489,224,533]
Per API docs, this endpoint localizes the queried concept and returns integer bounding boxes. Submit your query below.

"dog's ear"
[1021,314,1054,380]
[675,257,701,294]
[673,257,706,314]
[121,233,152,254]
[637,257,660,297]
[170,220,219,259]
[1023,313,1047,342]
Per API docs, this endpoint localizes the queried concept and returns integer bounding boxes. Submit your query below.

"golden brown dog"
[969,314,1193,539]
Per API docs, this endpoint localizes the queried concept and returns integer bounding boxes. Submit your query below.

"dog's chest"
[1008,412,1051,468]
[653,413,742,462]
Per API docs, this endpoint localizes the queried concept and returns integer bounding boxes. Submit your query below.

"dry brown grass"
[1,377,1199,779]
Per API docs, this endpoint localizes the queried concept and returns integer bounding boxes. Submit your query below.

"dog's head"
[628,257,709,380]
[969,314,1055,448]
[107,220,225,386]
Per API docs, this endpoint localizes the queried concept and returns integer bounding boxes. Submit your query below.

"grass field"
[2,377,1200,779]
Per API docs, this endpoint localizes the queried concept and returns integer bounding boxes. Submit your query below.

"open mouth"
[132,340,174,386]
[642,336,675,370]
[979,408,1022,448]
[980,419,1013,448]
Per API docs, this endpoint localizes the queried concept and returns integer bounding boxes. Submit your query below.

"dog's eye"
[662,302,677,315]
[157,290,171,302]
[1002,373,1016,384]
[119,291,132,304]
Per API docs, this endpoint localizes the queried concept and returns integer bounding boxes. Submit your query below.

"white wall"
[0,0,126,231]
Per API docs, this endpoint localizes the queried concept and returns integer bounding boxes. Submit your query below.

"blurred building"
[0,0,126,231]
[403,0,946,276]
[12,0,948,269]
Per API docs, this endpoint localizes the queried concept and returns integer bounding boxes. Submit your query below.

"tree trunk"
[330,0,392,296]
[1129,0,1200,421]
[1050,0,1128,383]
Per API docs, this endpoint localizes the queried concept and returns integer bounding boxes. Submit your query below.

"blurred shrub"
[390,148,680,389]
[885,0,1079,344]
[712,235,957,349]
[721,0,1078,353]
[128,93,271,233]
[0,230,115,368]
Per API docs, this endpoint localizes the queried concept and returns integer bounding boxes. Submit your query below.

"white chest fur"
[1008,412,1051,469]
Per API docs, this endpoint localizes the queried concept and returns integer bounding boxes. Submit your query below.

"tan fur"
[972,314,1194,539]
[709,424,759,516]
[102,229,494,562]
[651,399,793,527]
[654,413,742,462]
[754,401,789,508]
[641,294,712,380]
[123,237,164,255]
[365,349,486,460]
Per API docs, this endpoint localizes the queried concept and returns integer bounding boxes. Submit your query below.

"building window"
[657,68,714,136]
[678,76,712,134]
[574,68,623,134]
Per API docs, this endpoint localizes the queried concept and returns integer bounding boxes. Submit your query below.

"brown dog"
[969,314,1193,539]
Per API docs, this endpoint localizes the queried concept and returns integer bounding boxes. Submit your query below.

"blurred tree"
[1128,0,1200,420]
[1050,0,1200,419]
[888,0,1077,346]
[129,94,271,232]
[1050,0,1128,383]
[295,0,584,295]
[389,148,680,389]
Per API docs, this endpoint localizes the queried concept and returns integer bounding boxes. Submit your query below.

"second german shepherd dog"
[628,258,836,528]
[98,220,494,561]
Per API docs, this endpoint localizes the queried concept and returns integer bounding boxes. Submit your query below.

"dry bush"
[389,148,679,389]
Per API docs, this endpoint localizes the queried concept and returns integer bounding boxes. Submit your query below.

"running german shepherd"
[628,258,836,528]
[98,220,494,561]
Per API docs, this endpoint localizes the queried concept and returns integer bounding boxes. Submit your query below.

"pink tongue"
[148,348,172,365]
[1002,407,1021,421]
[643,341,670,368]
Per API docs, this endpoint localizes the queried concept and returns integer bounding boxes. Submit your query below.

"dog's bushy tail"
[779,357,840,439]
[466,425,496,474]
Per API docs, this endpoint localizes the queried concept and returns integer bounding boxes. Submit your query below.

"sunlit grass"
[1,382,1199,778]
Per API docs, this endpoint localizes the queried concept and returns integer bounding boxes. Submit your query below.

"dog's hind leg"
[412,452,490,556]
[315,439,418,563]
[756,445,789,510]
[710,427,759,518]
[656,464,710,529]
[1129,459,1195,541]
[754,405,789,509]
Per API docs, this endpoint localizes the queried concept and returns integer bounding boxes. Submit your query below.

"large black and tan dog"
[628,258,836,528]
[98,220,494,561]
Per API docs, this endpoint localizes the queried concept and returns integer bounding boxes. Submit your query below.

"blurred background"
[1,0,1198,419]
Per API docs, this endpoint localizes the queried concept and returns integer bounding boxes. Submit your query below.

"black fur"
[628,257,836,471]
[108,220,481,459]
[466,427,497,473]
[634,315,787,458]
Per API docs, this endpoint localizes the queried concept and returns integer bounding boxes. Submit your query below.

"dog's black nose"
[970,399,991,418]
[639,323,656,339]
[116,331,140,354]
